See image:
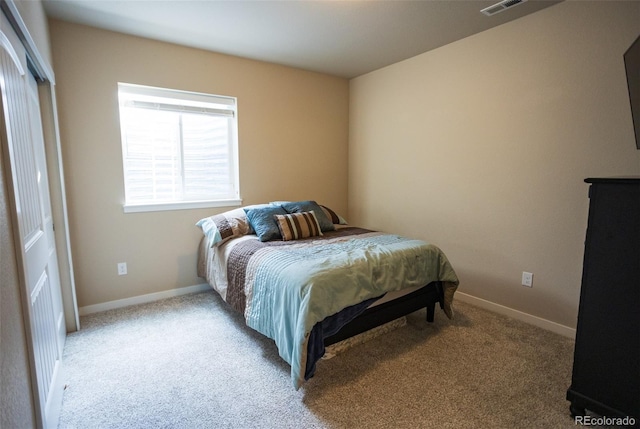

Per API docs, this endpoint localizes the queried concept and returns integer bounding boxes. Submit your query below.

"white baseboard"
[78,283,211,316]
[454,292,576,339]
[77,284,576,339]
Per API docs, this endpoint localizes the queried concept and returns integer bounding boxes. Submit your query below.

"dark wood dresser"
[566,178,639,423]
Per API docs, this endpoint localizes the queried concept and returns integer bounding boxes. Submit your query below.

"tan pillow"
[274,211,323,241]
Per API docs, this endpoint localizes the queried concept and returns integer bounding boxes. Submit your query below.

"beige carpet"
[58,290,579,428]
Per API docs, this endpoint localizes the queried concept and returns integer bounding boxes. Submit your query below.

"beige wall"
[13,0,52,67]
[48,20,349,308]
[349,1,640,329]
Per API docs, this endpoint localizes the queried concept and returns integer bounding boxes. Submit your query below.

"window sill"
[123,199,242,213]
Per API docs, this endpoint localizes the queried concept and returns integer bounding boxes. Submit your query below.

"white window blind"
[117,83,240,212]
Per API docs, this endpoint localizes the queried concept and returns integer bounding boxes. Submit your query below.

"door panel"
[28,69,65,355]
[0,14,64,429]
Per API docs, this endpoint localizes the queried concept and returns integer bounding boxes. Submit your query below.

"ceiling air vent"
[481,0,527,16]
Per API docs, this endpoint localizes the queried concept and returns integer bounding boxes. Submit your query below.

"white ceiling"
[43,0,560,79]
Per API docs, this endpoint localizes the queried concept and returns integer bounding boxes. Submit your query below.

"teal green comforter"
[222,227,459,389]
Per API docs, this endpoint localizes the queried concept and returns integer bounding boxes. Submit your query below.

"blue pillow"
[280,200,335,232]
[244,206,288,242]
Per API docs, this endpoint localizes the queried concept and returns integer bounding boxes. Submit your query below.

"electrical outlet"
[522,271,533,287]
[117,262,127,276]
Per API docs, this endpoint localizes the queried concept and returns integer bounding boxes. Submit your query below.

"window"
[117,83,240,213]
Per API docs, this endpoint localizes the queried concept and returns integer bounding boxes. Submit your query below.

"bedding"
[280,200,335,232]
[197,202,347,247]
[244,205,288,241]
[274,211,323,241]
[319,204,348,225]
[198,223,459,389]
[196,204,269,247]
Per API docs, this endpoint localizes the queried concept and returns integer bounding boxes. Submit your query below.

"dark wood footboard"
[324,282,444,346]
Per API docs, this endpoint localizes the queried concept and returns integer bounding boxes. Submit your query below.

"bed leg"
[426,302,435,323]
[426,281,444,323]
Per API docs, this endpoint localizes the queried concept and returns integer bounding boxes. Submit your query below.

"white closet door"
[0,14,64,429]
[27,71,66,356]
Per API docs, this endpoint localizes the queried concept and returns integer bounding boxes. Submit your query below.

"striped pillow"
[274,211,323,241]
[196,207,252,248]
[320,205,348,225]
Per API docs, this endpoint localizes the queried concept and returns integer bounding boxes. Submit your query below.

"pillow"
[244,205,288,242]
[196,207,252,247]
[320,205,348,225]
[274,211,323,241]
[280,200,335,232]
[241,203,271,232]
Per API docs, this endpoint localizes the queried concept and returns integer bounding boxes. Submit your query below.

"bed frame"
[324,281,445,346]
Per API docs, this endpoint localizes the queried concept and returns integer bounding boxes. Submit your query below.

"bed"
[196,201,459,389]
